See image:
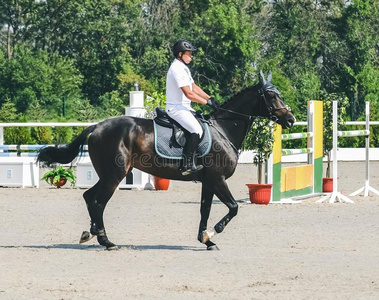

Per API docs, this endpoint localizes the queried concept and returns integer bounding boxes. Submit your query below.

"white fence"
[1,117,379,188]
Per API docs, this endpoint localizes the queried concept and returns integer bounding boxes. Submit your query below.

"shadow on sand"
[0,243,207,251]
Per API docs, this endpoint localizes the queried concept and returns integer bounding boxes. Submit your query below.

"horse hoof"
[205,240,219,251]
[79,231,94,244]
[106,245,119,251]
[207,245,220,251]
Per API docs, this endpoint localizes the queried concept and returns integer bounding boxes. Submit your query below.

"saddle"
[154,108,189,148]
[153,108,212,159]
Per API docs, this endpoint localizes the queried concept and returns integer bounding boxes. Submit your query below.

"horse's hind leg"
[79,182,101,244]
[81,180,120,250]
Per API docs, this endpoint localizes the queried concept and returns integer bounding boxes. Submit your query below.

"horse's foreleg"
[197,185,219,250]
[200,179,238,249]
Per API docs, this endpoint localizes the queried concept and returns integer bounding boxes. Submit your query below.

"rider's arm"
[181,84,209,105]
[193,83,210,100]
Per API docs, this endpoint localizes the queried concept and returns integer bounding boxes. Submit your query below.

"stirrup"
[180,164,203,176]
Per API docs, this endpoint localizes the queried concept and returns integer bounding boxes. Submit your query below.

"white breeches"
[166,106,203,136]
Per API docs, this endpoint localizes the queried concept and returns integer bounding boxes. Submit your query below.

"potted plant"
[145,91,170,191]
[41,166,76,188]
[322,91,349,192]
[243,117,275,204]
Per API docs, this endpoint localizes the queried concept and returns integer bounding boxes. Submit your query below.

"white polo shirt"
[166,59,194,110]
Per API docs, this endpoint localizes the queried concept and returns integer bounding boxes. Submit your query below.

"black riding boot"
[180,133,203,176]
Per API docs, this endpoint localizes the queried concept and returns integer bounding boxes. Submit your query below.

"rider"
[166,39,219,176]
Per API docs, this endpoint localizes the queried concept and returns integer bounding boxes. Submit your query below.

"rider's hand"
[207,98,220,110]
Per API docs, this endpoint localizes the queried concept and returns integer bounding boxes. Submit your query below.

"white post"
[350,101,379,196]
[265,122,274,184]
[265,122,274,203]
[125,91,146,117]
[0,126,3,152]
[332,100,338,195]
[307,101,315,193]
[317,101,354,203]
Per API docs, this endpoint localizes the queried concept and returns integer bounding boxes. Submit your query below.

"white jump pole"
[350,101,379,197]
[0,126,3,153]
[317,101,354,203]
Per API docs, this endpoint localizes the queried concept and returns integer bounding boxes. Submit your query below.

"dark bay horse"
[37,71,295,250]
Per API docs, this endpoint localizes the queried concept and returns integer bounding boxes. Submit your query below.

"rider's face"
[181,51,193,64]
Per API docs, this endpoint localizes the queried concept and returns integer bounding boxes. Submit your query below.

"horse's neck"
[212,117,253,151]
[211,87,262,150]
[222,86,261,115]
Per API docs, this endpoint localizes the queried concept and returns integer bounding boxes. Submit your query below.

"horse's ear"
[259,70,266,86]
[267,71,272,82]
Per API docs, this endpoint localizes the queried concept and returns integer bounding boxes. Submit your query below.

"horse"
[37,71,295,251]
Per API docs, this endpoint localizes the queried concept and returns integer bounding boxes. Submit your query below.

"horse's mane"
[219,84,258,109]
[205,84,259,119]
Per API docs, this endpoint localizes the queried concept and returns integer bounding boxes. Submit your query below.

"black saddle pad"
[154,122,212,159]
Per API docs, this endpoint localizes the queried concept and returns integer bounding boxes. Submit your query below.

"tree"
[0,0,41,59]
[0,46,82,116]
[1,0,141,104]
[258,0,349,117]
[190,0,260,98]
[340,0,379,119]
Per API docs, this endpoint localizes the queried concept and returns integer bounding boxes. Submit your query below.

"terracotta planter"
[246,183,272,205]
[322,177,333,193]
[153,176,170,191]
[50,177,67,188]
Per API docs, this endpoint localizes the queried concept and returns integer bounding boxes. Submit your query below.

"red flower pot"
[322,177,333,193]
[153,176,170,191]
[246,184,272,205]
[50,177,67,189]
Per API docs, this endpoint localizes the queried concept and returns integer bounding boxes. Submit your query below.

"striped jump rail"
[281,132,313,141]
[281,132,313,156]
[281,148,313,156]
[338,130,369,137]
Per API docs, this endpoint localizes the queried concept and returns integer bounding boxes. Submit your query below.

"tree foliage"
[0,0,378,147]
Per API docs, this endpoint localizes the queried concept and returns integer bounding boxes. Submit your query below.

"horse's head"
[258,70,296,129]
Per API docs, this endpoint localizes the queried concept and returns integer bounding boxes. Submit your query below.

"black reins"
[210,86,291,122]
[213,107,253,120]
[206,86,291,155]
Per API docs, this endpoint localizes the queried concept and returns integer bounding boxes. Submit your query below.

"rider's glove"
[206,98,220,110]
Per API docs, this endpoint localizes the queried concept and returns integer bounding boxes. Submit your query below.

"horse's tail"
[37,124,98,166]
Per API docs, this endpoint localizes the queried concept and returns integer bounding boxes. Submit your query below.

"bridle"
[257,86,292,122]
[207,84,292,155]
[212,84,291,122]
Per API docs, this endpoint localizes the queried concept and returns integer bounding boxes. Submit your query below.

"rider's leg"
[180,132,203,175]
[166,107,203,175]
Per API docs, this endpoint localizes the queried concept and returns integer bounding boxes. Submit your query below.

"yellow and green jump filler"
[271,101,323,201]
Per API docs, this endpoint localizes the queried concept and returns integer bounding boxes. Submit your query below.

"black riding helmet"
[172,40,197,57]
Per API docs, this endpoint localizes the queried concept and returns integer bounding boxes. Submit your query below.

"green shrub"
[32,127,53,144]
[4,116,34,144]
[243,118,274,184]
[53,126,73,144]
